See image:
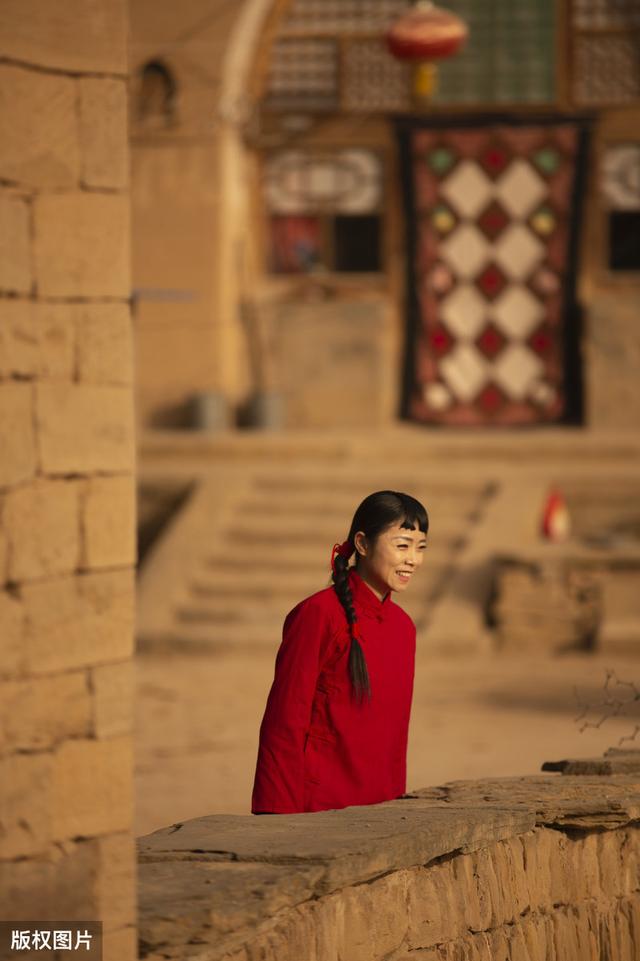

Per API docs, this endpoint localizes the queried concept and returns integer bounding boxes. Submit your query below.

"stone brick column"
[0,3,137,960]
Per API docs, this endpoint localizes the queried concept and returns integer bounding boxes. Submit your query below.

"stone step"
[137,621,284,654]
[188,571,333,598]
[186,564,447,601]
[201,543,454,576]
[174,602,289,626]
[144,601,431,653]
[248,473,490,498]
[240,478,486,499]
[175,575,442,625]
[233,497,481,527]
[215,524,464,552]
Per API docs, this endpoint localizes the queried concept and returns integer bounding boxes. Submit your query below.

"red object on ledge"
[386,0,468,62]
[541,487,571,542]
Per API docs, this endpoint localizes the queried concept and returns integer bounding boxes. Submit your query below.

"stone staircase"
[137,460,497,653]
[136,428,640,657]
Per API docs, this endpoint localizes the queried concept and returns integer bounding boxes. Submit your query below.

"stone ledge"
[137,774,640,961]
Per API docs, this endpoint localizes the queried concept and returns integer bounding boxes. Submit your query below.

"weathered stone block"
[102,926,137,961]
[538,826,568,909]
[4,478,80,581]
[502,835,530,918]
[311,893,340,961]
[34,192,130,297]
[91,661,134,739]
[52,736,133,840]
[460,927,497,961]
[82,474,136,569]
[79,78,128,190]
[35,302,76,379]
[97,832,136,929]
[0,838,99,919]
[472,843,503,929]
[36,383,134,473]
[570,832,600,903]
[596,829,627,899]
[0,193,31,293]
[486,926,510,960]
[0,383,37,487]
[0,589,24,679]
[432,859,467,941]
[552,906,586,960]
[521,913,551,961]
[624,894,640,956]
[0,64,78,187]
[505,924,534,961]
[0,752,52,859]
[76,303,133,384]
[525,827,556,910]
[620,827,640,896]
[451,852,484,932]
[338,871,408,961]
[0,0,128,74]
[406,868,445,948]
[0,670,90,754]
[23,569,134,674]
[0,299,37,377]
[615,898,637,961]
[572,902,600,961]
[467,930,493,961]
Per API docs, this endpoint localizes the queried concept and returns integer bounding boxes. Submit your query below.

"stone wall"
[0,3,137,959]
[584,288,640,431]
[129,0,252,428]
[137,773,640,961]
[261,295,395,429]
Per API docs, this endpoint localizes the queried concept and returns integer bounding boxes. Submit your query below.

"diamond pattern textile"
[399,120,588,426]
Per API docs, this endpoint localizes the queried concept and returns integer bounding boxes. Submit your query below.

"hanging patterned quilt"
[397,117,590,426]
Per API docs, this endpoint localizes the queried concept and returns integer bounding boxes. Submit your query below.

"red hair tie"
[331,539,353,574]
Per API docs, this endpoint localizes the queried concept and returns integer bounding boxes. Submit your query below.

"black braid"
[331,551,372,706]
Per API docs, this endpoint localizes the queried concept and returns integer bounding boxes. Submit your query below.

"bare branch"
[572,667,640,745]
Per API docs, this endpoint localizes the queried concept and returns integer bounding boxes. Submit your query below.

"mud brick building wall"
[0,3,137,959]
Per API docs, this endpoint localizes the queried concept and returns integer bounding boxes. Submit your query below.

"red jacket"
[251,568,416,814]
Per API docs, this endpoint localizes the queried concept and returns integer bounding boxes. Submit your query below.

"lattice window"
[573,0,640,29]
[264,38,339,111]
[263,0,557,112]
[436,0,556,105]
[571,0,640,104]
[281,0,408,35]
[342,39,411,112]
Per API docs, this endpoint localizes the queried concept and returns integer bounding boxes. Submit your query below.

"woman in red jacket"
[251,490,429,814]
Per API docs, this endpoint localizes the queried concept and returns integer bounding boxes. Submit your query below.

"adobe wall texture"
[137,772,640,961]
[129,0,253,428]
[0,3,137,959]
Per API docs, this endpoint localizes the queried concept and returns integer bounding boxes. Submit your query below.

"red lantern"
[386,1,468,62]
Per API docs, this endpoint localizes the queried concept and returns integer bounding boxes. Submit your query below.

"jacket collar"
[348,567,392,617]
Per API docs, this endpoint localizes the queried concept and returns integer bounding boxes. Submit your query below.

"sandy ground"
[134,645,640,838]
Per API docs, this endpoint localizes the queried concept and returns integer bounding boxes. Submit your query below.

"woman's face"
[354,520,427,599]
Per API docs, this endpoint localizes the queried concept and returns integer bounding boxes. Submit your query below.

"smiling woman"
[251,491,429,814]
